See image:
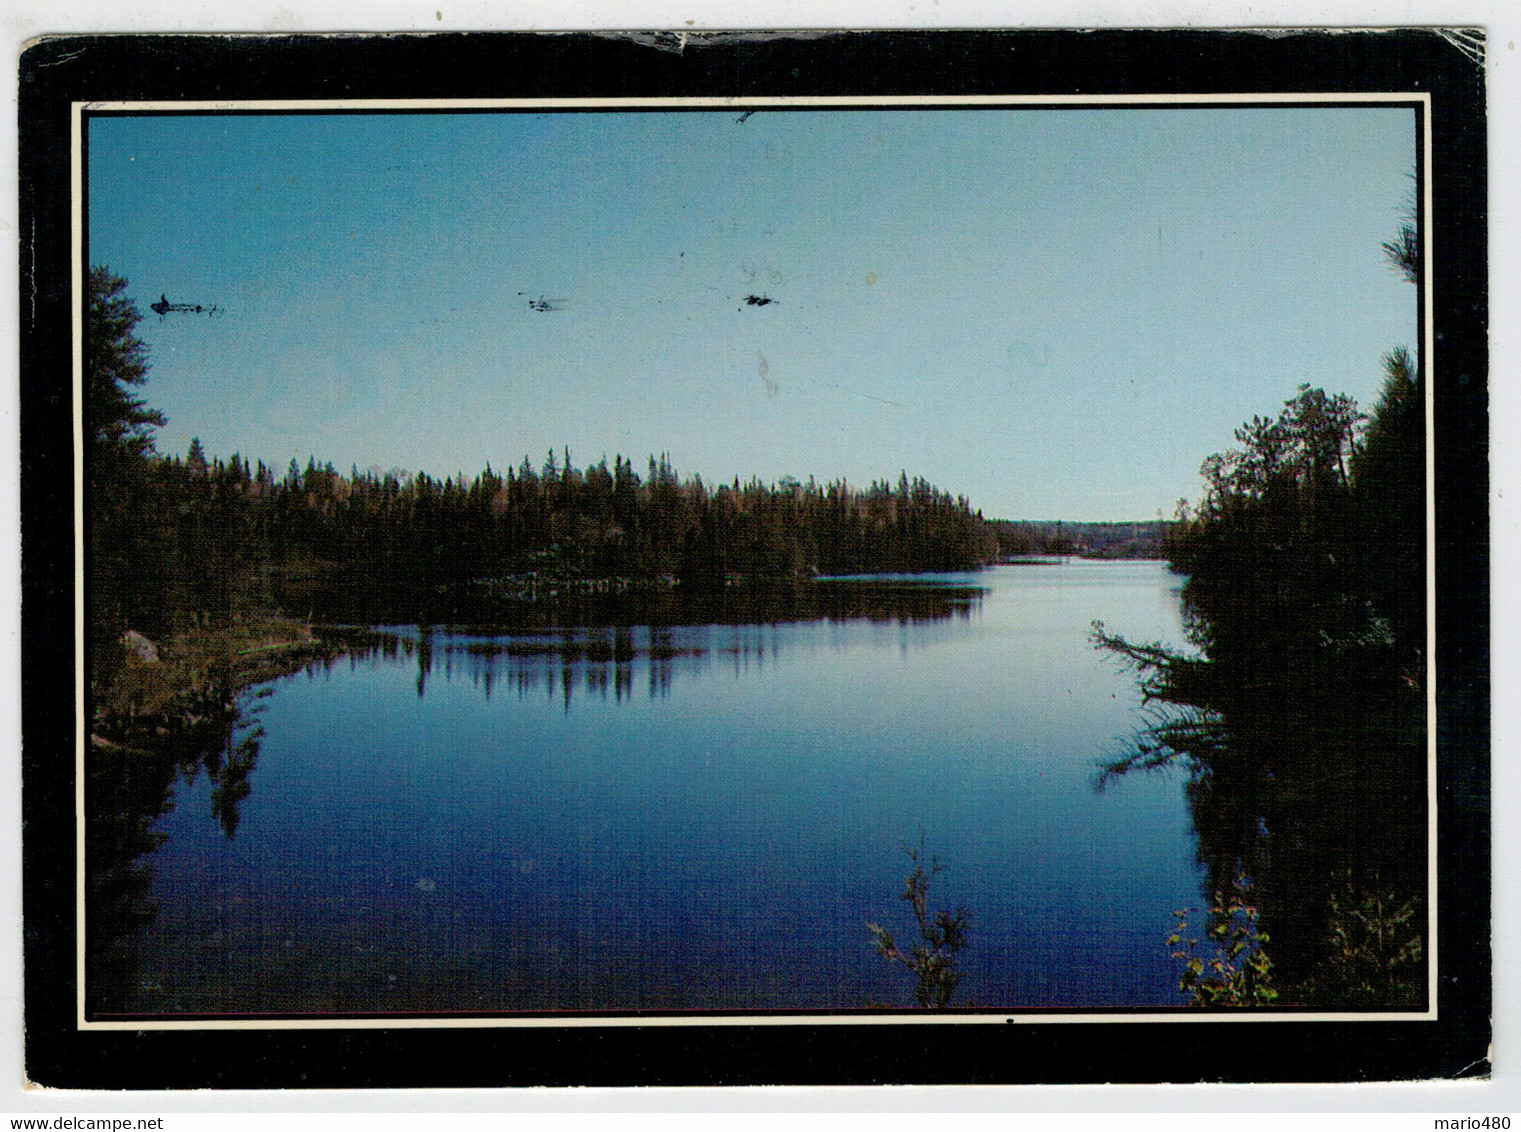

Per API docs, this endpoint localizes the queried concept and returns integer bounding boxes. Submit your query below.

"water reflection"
[87,679,269,1015]
[89,565,1206,1016]
[1096,580,1427,1009]
[378,578,984,708]
[87,578,984,1013]
[389,623,806,707]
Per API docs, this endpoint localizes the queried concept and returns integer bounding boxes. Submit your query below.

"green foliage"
[1169,882,1277,1007]
[1382,223,1419,285]
[866,834,970,1009]
[1166,878,1423,1010]
[86,266,164,461]
[1307,880,1425,1008]
[1381,182,1420,285]
[134,445,999,625]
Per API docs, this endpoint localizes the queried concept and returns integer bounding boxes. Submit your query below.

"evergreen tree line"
[1161,353,1423,681]
[87,267,1001,652]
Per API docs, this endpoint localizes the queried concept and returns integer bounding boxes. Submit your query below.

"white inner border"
[71,91,1438,1032]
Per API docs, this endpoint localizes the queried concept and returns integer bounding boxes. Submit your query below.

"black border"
[20,29,1489,1087]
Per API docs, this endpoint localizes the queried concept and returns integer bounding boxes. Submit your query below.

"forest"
[88,265,1013,689]
[1095,215,1427,1008]
[991,519,1165,559]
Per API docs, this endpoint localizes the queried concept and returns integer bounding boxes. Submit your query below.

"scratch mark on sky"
[758,352,778,397]
[810,378,904,408]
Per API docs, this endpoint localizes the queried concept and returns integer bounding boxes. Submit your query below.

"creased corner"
[1435,28,1486,69]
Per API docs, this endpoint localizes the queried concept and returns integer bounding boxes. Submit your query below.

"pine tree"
[86,268,167,667]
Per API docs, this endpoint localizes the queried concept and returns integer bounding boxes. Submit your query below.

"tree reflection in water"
[87,679,268,1014]
[85,579,982,1015]
[386,578,983,709]
[1094,589,1426,1009]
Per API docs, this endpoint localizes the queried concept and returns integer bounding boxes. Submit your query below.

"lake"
[107,559,1204,1016]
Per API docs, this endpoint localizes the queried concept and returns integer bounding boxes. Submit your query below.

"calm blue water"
[122,561,1202,1014]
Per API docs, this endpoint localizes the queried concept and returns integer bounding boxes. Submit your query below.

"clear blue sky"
[87,105,1417,521]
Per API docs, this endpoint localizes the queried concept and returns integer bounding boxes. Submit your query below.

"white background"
[0,0,1513,1120]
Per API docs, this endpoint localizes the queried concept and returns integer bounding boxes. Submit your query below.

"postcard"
[18,28,1489,1087]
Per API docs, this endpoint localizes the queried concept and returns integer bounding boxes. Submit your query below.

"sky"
[86,104,1418,522]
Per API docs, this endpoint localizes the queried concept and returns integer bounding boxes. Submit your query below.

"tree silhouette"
[87,267,167,672]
